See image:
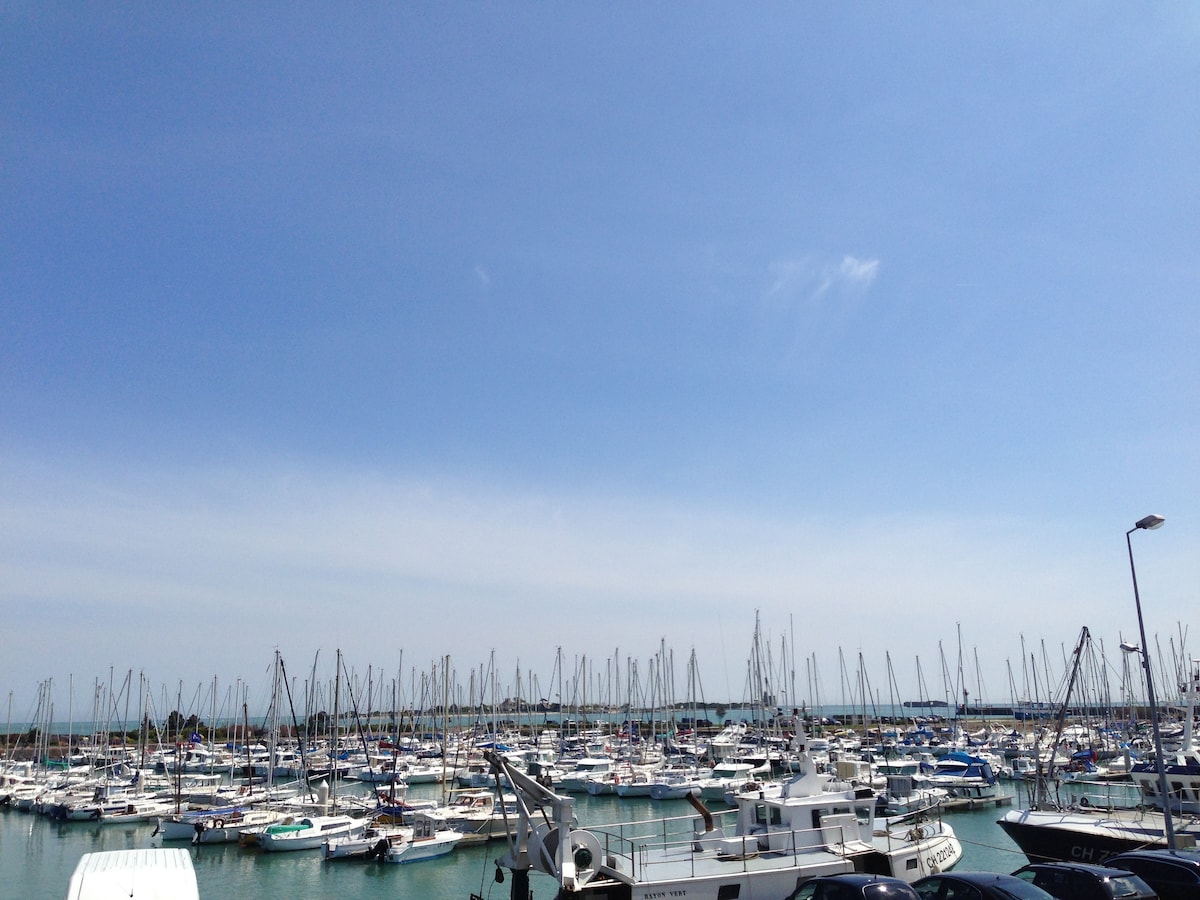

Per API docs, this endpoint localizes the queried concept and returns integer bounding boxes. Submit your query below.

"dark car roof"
[809,873,921,897]
[915,872,1055,898]
[923,872,1041,884]
[1016,861,1153,877]
[1107,848,1200,867]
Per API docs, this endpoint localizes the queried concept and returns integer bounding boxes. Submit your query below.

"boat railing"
[579,807,737,880]
[584,812,877,882]
[1053,779,1143,812]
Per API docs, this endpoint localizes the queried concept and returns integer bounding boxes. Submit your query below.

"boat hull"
[385,831,462,863]
[997,808,1194,864]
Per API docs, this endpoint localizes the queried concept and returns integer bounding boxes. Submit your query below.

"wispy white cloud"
[838,255,880,289]
[474,264,490,290]
[764,253,880,306]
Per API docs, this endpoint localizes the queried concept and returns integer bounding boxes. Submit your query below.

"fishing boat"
[875,773,948,821]
[646,765,705,800]
[429,789,522,843]
[928,752,999,800]
[696,759,773,802]
[384,812,463,863]
[481,730,962,900]
[322,819,411,860]
[557,757,616,793]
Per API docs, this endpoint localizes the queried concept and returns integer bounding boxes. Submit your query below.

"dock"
[941,795,1013,812]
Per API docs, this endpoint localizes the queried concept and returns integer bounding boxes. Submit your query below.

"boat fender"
[213,818,225,829]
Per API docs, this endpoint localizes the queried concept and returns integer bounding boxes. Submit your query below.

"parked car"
[1011,861,1157,900]
[913,871,1058,899]
[794,873,921,899]
[1103,849,1200,900]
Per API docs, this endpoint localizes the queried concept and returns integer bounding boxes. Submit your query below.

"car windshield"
[1105,875,1151,898]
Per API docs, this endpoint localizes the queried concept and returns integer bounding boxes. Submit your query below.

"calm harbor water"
[1,783,1032,900]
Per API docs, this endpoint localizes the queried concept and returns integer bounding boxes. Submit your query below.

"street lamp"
[1125,513,1174,849]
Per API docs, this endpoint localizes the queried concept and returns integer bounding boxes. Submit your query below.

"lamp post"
[1125,513,1174,849]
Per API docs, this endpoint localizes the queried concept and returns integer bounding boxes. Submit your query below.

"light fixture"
[1126,513,1173,848]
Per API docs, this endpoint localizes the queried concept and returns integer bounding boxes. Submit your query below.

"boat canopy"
[65,849,198,900]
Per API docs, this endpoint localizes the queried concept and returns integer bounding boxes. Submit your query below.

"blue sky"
[2,5,1198,719]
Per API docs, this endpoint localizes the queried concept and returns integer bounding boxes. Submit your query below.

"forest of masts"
[5,615,1194,748]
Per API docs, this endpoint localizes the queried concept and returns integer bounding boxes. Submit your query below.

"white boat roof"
[65,848,198,900]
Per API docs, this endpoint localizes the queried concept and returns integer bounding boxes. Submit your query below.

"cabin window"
[717,885,741,899]
[755,803,767,826]
[855,805,871,825]
[770,808,782,826]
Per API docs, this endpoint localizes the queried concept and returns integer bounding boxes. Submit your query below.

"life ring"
[213,818,225,828]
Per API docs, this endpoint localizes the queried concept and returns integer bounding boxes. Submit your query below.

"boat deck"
[627,843,853,883]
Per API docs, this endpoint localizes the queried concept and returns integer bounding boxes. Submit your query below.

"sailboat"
[999,655,1200,860]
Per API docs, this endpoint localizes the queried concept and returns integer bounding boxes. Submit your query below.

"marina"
[6,6,1198,899]
[4,623,1199,898]
[3,774,1033,900]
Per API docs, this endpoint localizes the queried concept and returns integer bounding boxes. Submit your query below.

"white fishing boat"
[322,820,410,860]
[928,752,999,800]
[399,761,447,784]
[875,773,948,820]
[647,767,705,800]
[483,731,962,900]
[557,757,615,793]
[383,813,463,863]
[697,758,773,801]
[430,789,522,843]
[257,814,367,852]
